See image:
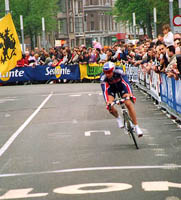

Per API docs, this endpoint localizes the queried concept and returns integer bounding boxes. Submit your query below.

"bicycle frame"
[110,96,139,149]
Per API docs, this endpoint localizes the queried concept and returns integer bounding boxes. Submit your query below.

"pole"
[42,17,46,49]
[153,8,157,38]
[20,15,25,54]
[5,0,10,14]
[179,0,181,15]
[169,0,174,33]
[133,12,136,39]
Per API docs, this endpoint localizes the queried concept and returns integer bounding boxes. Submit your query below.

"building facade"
[56,0,124,48]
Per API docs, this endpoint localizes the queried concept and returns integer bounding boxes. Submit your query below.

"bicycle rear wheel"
[124,113,139,149]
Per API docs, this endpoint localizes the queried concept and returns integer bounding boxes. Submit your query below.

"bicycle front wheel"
[129,127,139,149]
[124,112,139,150]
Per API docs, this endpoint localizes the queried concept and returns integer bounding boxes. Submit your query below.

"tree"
[0,0,59,49]
[113,0,179,39]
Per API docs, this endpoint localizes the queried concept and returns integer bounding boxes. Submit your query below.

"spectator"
[44,52,52,66]
[159,43,169,72]
[71,49,79,64]
[156,34,164,46]
[99,48,107,64]
[174,38,181,55]
[89,49,97,63]
[165,45,178,79]
[162,24,174,47]
[28,51,36,66]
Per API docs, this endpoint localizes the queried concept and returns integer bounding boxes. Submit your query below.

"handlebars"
[108,96,133,110]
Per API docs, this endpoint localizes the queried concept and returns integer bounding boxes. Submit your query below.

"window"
[91,21,94,30]
[68,0,72,10]
[69,17,74,33]
[59,19,67,34]
[78,0,83,12]
[90,0,93,5]
[75,17,83,33]
[59,0,66,12]
[71,39,75,48]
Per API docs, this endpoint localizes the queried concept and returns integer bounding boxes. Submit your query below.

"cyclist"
[100,61,143,137]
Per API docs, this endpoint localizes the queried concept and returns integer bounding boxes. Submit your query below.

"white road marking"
[0,181,181,199]
[85,130,111,136]
[0,165,180,178]
[155,154,168,157]
[0,188,48,199]
[142,181,181,191]
[166,197,180,200]
[53,183,132,194]
[69,94,81,97]
[0,98,17,104]
[0,93,53,158]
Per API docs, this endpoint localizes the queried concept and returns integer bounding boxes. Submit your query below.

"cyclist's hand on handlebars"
[106,101,113,111]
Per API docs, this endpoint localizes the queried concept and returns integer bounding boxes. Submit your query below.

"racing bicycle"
[109,95,139,149]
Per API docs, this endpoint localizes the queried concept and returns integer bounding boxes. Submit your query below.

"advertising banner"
[125,65,139,82]
[150,71,161,101]
[174,79,181,114]
[160,73,181,115]
[0,64,80,83]
[139,67,145,86]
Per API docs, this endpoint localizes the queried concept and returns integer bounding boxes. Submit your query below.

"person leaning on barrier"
[174,38,181,55]
[165,45,179,80]
[176,55,181,79]
[71,49,79,64]
[158,43,169,73]
[106,49,117,63]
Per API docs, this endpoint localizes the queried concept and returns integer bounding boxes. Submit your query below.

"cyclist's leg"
[107,95,118,118]
[107,94,124,128]
[123,93,143,136]
[121,79,143,136]
[122,93,137,125]
[121,76,137,124]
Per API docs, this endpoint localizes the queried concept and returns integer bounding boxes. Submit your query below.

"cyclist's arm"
[101,81,109,103]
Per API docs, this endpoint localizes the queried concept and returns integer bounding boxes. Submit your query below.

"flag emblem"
[0,13,22,75]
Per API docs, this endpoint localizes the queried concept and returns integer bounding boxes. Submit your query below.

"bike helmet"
[103,61,115,73]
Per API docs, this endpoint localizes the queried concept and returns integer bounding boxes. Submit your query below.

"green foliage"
[113,0,179,37]
[0,0,59,37]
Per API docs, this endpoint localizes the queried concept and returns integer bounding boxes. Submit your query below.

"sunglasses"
[104,71,113,74]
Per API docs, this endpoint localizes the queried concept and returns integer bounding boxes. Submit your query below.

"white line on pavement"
[0,165,180,178]
[0,92,53,158]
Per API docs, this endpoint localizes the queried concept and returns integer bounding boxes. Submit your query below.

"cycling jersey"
[100,66,135,103]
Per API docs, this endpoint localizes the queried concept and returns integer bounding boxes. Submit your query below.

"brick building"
[57,0,123,48]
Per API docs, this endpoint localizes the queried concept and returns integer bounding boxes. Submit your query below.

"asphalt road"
[0,83,180,200]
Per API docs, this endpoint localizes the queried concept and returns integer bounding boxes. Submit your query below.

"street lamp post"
[20,15,25,54]
[179,0,181,15]
[153,8,157,38]
[169,0,174,33]
[42,17,46,49]
[5,0,10,14]
[133,12,136,39]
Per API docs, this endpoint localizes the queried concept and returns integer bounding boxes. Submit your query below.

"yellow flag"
[0,13,22,75]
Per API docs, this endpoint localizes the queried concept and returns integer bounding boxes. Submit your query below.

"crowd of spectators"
[16,24,181,80]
